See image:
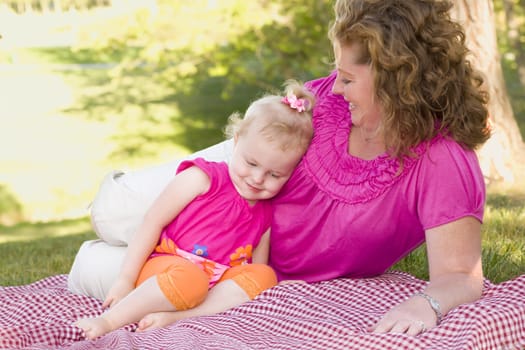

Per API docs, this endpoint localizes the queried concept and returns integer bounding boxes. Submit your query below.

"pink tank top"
[151,158,272,286]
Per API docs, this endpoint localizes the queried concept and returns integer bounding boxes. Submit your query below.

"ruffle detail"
[303,92,427,204]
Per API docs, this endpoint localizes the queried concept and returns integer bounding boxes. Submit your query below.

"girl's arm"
[252,230,270,264]
[103,166,210,308]
[253,230,306,285]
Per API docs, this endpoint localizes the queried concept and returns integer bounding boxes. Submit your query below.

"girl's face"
[229,126,302,204]
[331,42,383,129]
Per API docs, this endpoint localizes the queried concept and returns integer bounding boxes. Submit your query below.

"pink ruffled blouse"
[269,72,486,282]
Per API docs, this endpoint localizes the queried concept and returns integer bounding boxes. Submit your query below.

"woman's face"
[332,42,383,129]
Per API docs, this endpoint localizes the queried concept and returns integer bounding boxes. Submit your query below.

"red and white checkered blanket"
[1,272,524,350]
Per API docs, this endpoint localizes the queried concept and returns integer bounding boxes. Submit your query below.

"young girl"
[74,80,315,340]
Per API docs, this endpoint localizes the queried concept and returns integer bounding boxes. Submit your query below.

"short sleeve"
[176,157,228,197]
[415,137,486,230]
[176,157,209,175]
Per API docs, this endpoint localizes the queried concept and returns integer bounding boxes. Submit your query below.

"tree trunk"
[450,0,525,185]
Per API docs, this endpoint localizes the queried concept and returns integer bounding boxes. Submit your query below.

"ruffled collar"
[302,92,428,204]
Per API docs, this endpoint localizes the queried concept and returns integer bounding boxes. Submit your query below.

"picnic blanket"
[1,272,524,350]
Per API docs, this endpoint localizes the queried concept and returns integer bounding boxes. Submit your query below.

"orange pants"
[135,255,277,311]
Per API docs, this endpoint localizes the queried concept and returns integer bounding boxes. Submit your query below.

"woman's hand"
[371,217,483,336]
[102,277,135,309]
[369,294,436,336]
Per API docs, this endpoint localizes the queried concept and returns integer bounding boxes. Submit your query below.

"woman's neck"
[348,125,386,160]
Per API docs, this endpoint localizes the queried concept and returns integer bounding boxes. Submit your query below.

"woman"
[69,0,490,336]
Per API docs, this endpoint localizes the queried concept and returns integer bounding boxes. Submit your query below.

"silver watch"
[415,292,443,324]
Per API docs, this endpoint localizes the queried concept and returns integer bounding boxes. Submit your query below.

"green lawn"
[0,187,524,286]
[0,46,192,224]
[0,217,96,286]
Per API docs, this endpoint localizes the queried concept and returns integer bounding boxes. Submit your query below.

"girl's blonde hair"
[225,80,315,153]
[329,0,490,160]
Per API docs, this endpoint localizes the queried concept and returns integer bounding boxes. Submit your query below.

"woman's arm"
[371,216,483,335]
[420,215,483,316]
[103,166,210,308]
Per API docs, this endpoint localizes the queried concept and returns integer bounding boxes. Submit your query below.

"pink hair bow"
[281,94,309,112]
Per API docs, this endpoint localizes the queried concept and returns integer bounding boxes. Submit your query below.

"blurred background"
[0,0,524,225]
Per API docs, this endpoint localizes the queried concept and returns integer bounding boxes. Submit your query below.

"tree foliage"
[0,0,109,12]
[69,0,334,153]
[67,0,524,164]
[75,0,334,91]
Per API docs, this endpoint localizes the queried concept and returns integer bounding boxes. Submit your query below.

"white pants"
[67,140,233,301]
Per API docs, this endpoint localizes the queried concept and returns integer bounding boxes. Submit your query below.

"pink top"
[151,158,272,273]
[269,72,486,282]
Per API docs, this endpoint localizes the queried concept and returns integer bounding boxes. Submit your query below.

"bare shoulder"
[172,165,211,195]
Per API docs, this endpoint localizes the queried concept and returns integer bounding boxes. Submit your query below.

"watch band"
[414,292,443,324]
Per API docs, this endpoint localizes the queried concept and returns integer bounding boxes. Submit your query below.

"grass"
[0,188,523,286]
[0,46,192,223]
[0,217,96,286]
[0,42,141,65]
[392,186,525,284]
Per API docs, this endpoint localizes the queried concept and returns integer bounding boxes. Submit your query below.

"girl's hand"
[102,277,135,309]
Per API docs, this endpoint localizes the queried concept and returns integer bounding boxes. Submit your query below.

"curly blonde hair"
[329,0,490,159]
[225,80,315,153]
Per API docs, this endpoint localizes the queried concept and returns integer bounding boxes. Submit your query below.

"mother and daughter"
[71,0,490,340]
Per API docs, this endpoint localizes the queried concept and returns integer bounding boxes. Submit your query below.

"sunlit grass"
[0,216,92,244]
[1,187,523,287]
[0,64,117,222]
[0,217,97,286]
[0,46,190,223]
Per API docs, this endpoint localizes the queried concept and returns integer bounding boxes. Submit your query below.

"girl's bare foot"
[137,312,178,332]
[74,316,113,340]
